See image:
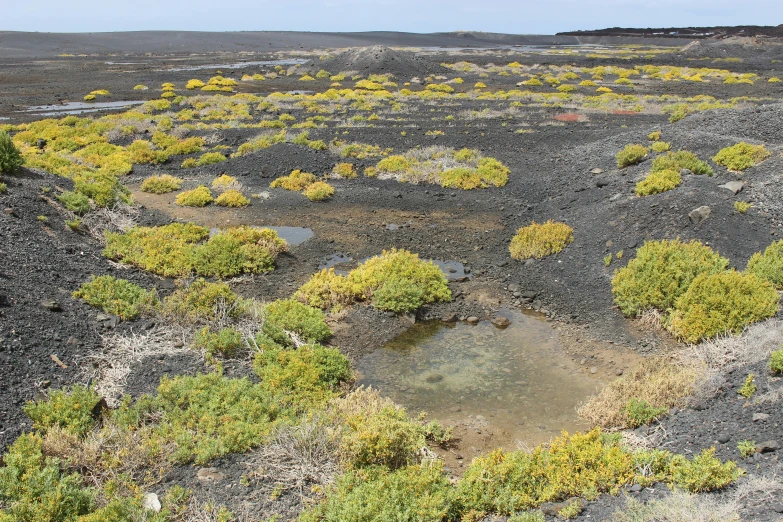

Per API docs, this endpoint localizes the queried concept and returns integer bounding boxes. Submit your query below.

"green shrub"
[377,155,411,173]
[194,152,227,166]
[140,174,183,194]
[509,221,573,260]
[73,275,158,320]
[23,384,102,436]
[558,499,584,519]
[650,141,671,153]
[175,185,212,207]
[303,181,334,201]
[57,191,91,215]
[194,326,243,359]
[647,131,661,141]
[669,271,778,343]
[371,278,426,313]
[635,169,680,196]
[737,439,757,458]
[770,349,783,374]
[263,299,332,345]
[0,130,23,173]
[624,399,668,428]
[746,240,783,289]
[0,434,93,521]
[616,144,649,168]
[300,463,459,522]
[270,169,316,191]
[713,142,770,171]
[509,512,545,522]
[738,374,757,398]
[651,150,713,176]
[0,182,6,194]
[73,172,131,208]
[735,201,752,214]
[214,189,249,207]
[253,344,351,408]
[161,279,242,324]
[668,448,742,493]
[611,239,729,317]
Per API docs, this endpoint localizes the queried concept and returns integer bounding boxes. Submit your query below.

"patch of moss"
[635,169,681,196]
[73,275,158,320]
[616,144,649,168]
[509,221,573,260]
[713,142,771,172]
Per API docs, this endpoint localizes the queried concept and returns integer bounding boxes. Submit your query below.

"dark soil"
[2,32,783,520]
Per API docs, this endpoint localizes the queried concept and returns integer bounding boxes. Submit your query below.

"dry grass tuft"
[579,358,700,429]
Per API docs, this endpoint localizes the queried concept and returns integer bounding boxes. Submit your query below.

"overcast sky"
[4,0,779,33]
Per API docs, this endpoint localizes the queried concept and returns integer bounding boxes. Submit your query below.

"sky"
[3,0,780,34]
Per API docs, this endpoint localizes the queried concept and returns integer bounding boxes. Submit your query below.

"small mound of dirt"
[320,45,446,79]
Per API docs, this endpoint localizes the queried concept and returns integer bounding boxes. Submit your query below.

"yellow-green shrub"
[651,150,713,176]
[669,271,779,343]
[161,279,241,324]
[735,201,752,214]
[262,299,332,345]
[270,169,316,191]
[194,152,226,166]
[509,221,573,260]
[769,349,783,374]
[611,239,729,317]
[747,240,783,289]
[303,181,334,201]
[193,326,243,359]
[332,162,357,178]
[294,268,358,310]
[651,141,671,153]
[73,275,158,320]
[713,142,771,171]
[0,130,24,173]
[635,169,681,196]
[215,189,249,207]
[56,190,90,215]
[211,174,237,190]
[140,174,182,194]
[616,144,649,168]
[23,385,102,437]
[175,185,212,207]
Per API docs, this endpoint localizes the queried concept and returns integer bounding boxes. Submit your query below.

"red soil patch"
[553,113,589,122]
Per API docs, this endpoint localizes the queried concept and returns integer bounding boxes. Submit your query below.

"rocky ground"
[1,32,783,520]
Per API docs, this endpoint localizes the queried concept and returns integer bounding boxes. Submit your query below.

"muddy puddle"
[355,309,600,447]
[23,100,145,116]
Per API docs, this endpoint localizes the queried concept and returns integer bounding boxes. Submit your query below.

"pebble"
[491,317,511,328]
[142,493,161,512]
[196,468,225,482]
[590,367,598,374]
[629,484,643,493]
[466,316,479,324]
[615,369,624,376]
[756,440,780,453]
[717,434,731,444]
[753,413,770,422]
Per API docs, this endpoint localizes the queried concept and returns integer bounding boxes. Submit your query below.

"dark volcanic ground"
[2,32,783,520]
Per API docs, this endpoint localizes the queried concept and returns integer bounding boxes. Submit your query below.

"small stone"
[3,208,16,217]
[756,440,780,453]
[491,317,511,328]
[771,504,783,513]
[508,283,520,292]
[629,484,643,493]
[596,178,611,188]
[590,168,604,174]
[142,492,161,512]
[40,300,62,312]
[403,313,416,325]
[615,369,624,376]
[753,413,770,422]
[688,206,711,225]
[197,468,225,482]
[66,336,80,346]
[441,313,458,323]
[719,181,745,194]
[96,313,110,322]
[520,290,538,299]
[174,340,184,348]
[590,366,598,374]
[466,316,480,324]
[680,168,693,176]
[717,434,731,444]
[425,374,444,383]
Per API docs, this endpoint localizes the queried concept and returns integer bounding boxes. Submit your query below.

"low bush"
[737,439,757,458]
[669,271,778,343]
[140,174,182,194]
[616,144,649,168]
[650,141,671,153]
[770,349,783,374]
[303,181,334,201]
[175,185,212,207]
[1,131,26,172]
[332,162,357,179]
[211,174,237,191]
[635,169,681,196]
[647,131,661,141]
[651,150,713,176]
[294,268,357,311]
[509,221,573,260]
[270,169,316,191]
[23,384,102,437]
[214,189,249,207]
[746,240,783,289]
[713,142,770,171]
[737,374,756,398]
[579,358,696,429]
[611,239,729,317]
[73,275,158,320]
[735,201,752,214]
[667,447,742,493]
[57,190,91,215]
[194,152,226,167]
[193,326,243,359]
[161,279,242,324]
[263,299,332,345]
[299,463,459,522]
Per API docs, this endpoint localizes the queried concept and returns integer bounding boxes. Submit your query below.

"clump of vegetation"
[140,174,183,194]
[651,141,671,153]
[611,239,729,317]
[737,374,757,398]
[651,150,713,176]
[73,275,158,320]
[193,326,243,359]
[635,169,681,196]
[0,130,24,173]
[23,384,102,436]
[509,221,573,260]
[175,185,213,207]
[746,240,783,289]
[104,223,286,278]
[647,131,661,141]
[735,201,752,214]
[331,162,357,178]
[271,169,316,191]
[0,183,6,194]
[57,190,91,215]
[713,142,770,171]
[303,181,334,201]
[769,349,783,374]
[194,152,227,167]
[211,174,239,191]
[579,358,696,429]
[737,439,757,458]
[296,249,451,313]
[215,189,250,207]
[263,298,332,346]
[161,278,242,324]
[616,144,649,168]
[669,271,778,343]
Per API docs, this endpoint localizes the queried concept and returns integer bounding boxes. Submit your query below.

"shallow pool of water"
[161,59,308,72]
[210,225,313,246]
[317,254,470,281]
[356,310,598,445]
[24,100,145,116]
